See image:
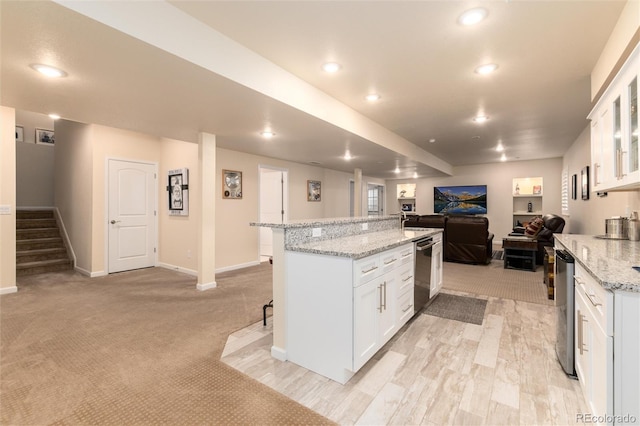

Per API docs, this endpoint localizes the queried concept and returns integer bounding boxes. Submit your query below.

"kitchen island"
[251,216,442,383]
[554,235,639,425]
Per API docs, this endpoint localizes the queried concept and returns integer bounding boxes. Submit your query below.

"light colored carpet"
[1,265,333,425]
[443,258,553,306]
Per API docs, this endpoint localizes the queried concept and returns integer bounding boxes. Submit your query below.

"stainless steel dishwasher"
[414,235,438,314]
[555,249,577,377]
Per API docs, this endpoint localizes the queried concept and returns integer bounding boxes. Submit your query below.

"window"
[561,168,569,215]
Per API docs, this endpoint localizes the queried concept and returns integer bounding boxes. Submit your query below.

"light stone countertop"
[250,216,396,229]
[555,234,640,293]
[287,228,442,259]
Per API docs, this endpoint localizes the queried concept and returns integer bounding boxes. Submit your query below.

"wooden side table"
[543,246,555,300]
[502,237,537,272]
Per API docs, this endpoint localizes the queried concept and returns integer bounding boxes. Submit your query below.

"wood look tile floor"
[221,290,588,425]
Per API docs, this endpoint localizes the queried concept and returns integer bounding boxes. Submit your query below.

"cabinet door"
[353,278,381,371]
[379,271,397,344]
[599,102,615,189]
[575,290,591,406]
[622,75,639,186]
[590,321,614,420]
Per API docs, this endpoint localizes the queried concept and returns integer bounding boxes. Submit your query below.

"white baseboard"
[157,262,198,277]
[74,266,106,278]
[271,345,287,361]
[0,286,18,295]
[197,281,217,291]
[215,260,260,274]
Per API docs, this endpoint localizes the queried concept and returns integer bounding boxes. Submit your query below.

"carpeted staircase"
[16,209,73,276]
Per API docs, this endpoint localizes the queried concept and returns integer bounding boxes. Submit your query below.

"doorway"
[367,183,385,216]
[107,159,157,273]
[258,166,288,261]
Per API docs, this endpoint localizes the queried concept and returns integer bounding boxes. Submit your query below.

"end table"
[502,236,537,272]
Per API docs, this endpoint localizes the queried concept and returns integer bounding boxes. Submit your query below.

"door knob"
[110,220,121,224]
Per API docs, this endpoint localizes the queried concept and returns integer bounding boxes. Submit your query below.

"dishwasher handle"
[416,239,435,251]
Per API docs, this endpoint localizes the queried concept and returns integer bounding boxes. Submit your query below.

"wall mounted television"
[434,185,487,214]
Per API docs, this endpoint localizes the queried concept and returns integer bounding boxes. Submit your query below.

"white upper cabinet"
[588,42,640,192]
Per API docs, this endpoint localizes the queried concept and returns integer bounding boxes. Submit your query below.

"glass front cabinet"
[589,43,640,192]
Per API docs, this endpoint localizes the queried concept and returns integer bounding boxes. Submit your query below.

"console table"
[502,237,537,272]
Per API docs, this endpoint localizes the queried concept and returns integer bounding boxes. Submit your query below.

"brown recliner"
[510,214,565,264]
[445,215,494,264]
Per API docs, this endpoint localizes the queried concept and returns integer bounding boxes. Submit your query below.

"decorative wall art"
[222,170,242,199]
[307,180,321,202]
[35,128,54,145]
[167,168,189,216]
[571,174,577,200]
[15,125,24,142]
[581,166,590,200]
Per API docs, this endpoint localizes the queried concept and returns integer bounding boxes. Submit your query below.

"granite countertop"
[555,234,640,293]
[287,228,442,259]
[251,216,397,229]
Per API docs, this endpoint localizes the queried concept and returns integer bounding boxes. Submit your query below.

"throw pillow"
[524,216,544,238]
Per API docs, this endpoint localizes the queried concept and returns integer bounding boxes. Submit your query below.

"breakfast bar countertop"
[287,228,442,260]
[555,234,640,292]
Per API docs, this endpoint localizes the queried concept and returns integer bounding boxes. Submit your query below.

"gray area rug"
[423,293,488,325]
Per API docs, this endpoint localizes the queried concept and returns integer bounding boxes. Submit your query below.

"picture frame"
[15,125,24,142]
[222,170,242,199]
[35,128,54,145]
[581,166,589,200]
[168,168,189,216]
[571,174,577,200]
[307,180,321,202]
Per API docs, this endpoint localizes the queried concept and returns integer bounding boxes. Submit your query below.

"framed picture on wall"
[307,180,321,202]
[35,128,54,145]
[15,125,24,142]
[581,166,589,200]
[168,168,189,216]
[571,174,577,200]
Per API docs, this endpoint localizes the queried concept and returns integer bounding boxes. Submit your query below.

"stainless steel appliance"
[555,249,577,377]
[414,236,439,314]
[605,217,628,239]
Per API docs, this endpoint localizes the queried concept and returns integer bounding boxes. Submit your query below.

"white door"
[259,167,287,258]
[108,159,157,273]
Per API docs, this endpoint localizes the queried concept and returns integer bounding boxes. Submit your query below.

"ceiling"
[0,1,627,179]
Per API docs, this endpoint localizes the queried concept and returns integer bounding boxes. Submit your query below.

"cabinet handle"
[594,163,600,185]
[401,251,412,258]
[362,265,378,274]
[384,258,398,265]
[378,284,383,313]
[620,149,628,178]
[578,310,588,355]
[616,149,622,180]
[585,291,602,307]
[402,275,413,282]
[402,304,413,313]
[382,281,387,310]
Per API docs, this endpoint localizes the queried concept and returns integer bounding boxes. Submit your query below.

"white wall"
[386,158,563,244]
[15,110,55,207]
[0,106,17,292]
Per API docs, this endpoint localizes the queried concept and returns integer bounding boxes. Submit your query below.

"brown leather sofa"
[509,214,565,264]
[405,214,494,264]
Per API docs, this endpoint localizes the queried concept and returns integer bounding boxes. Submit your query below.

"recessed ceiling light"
[413,172,418,179]
[496,143,504,152]
[48,114,61,120]
[366,94,381,102]
[473,115,489,123]
[344,151,353,161]
[475,63,499,75]
[260,131,275,138]
[500,153,507,162]
[394,167,400,174]
[458,8,488,26]
[429,138,436,143]
[322,62,341,73]
[30,64,67,78]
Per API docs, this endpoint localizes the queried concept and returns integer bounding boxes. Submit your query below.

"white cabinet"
[286,242,414,383]
[574,264,614,423]
[430,238,443,299]
[589,43,640,192]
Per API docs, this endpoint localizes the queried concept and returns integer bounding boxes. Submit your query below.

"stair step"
[16,210,54,220]
[17,228,61,240]
[17,237,64,251]
[17,248,68,264]
[16,259,73,276]
[16,218,57,229]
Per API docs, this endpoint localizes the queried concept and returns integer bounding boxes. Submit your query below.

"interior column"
[354,168,363,216]
[197,132,217,290]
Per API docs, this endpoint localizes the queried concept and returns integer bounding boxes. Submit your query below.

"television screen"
[434,185,487,214]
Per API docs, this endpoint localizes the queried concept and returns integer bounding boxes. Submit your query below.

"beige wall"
[159,137,199,274]
[15,110,55,207]
[0,106,17,292]
[591,0,640,99]
[386,158,563,244]
[54,120,94,274]
[562,125,640,235]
